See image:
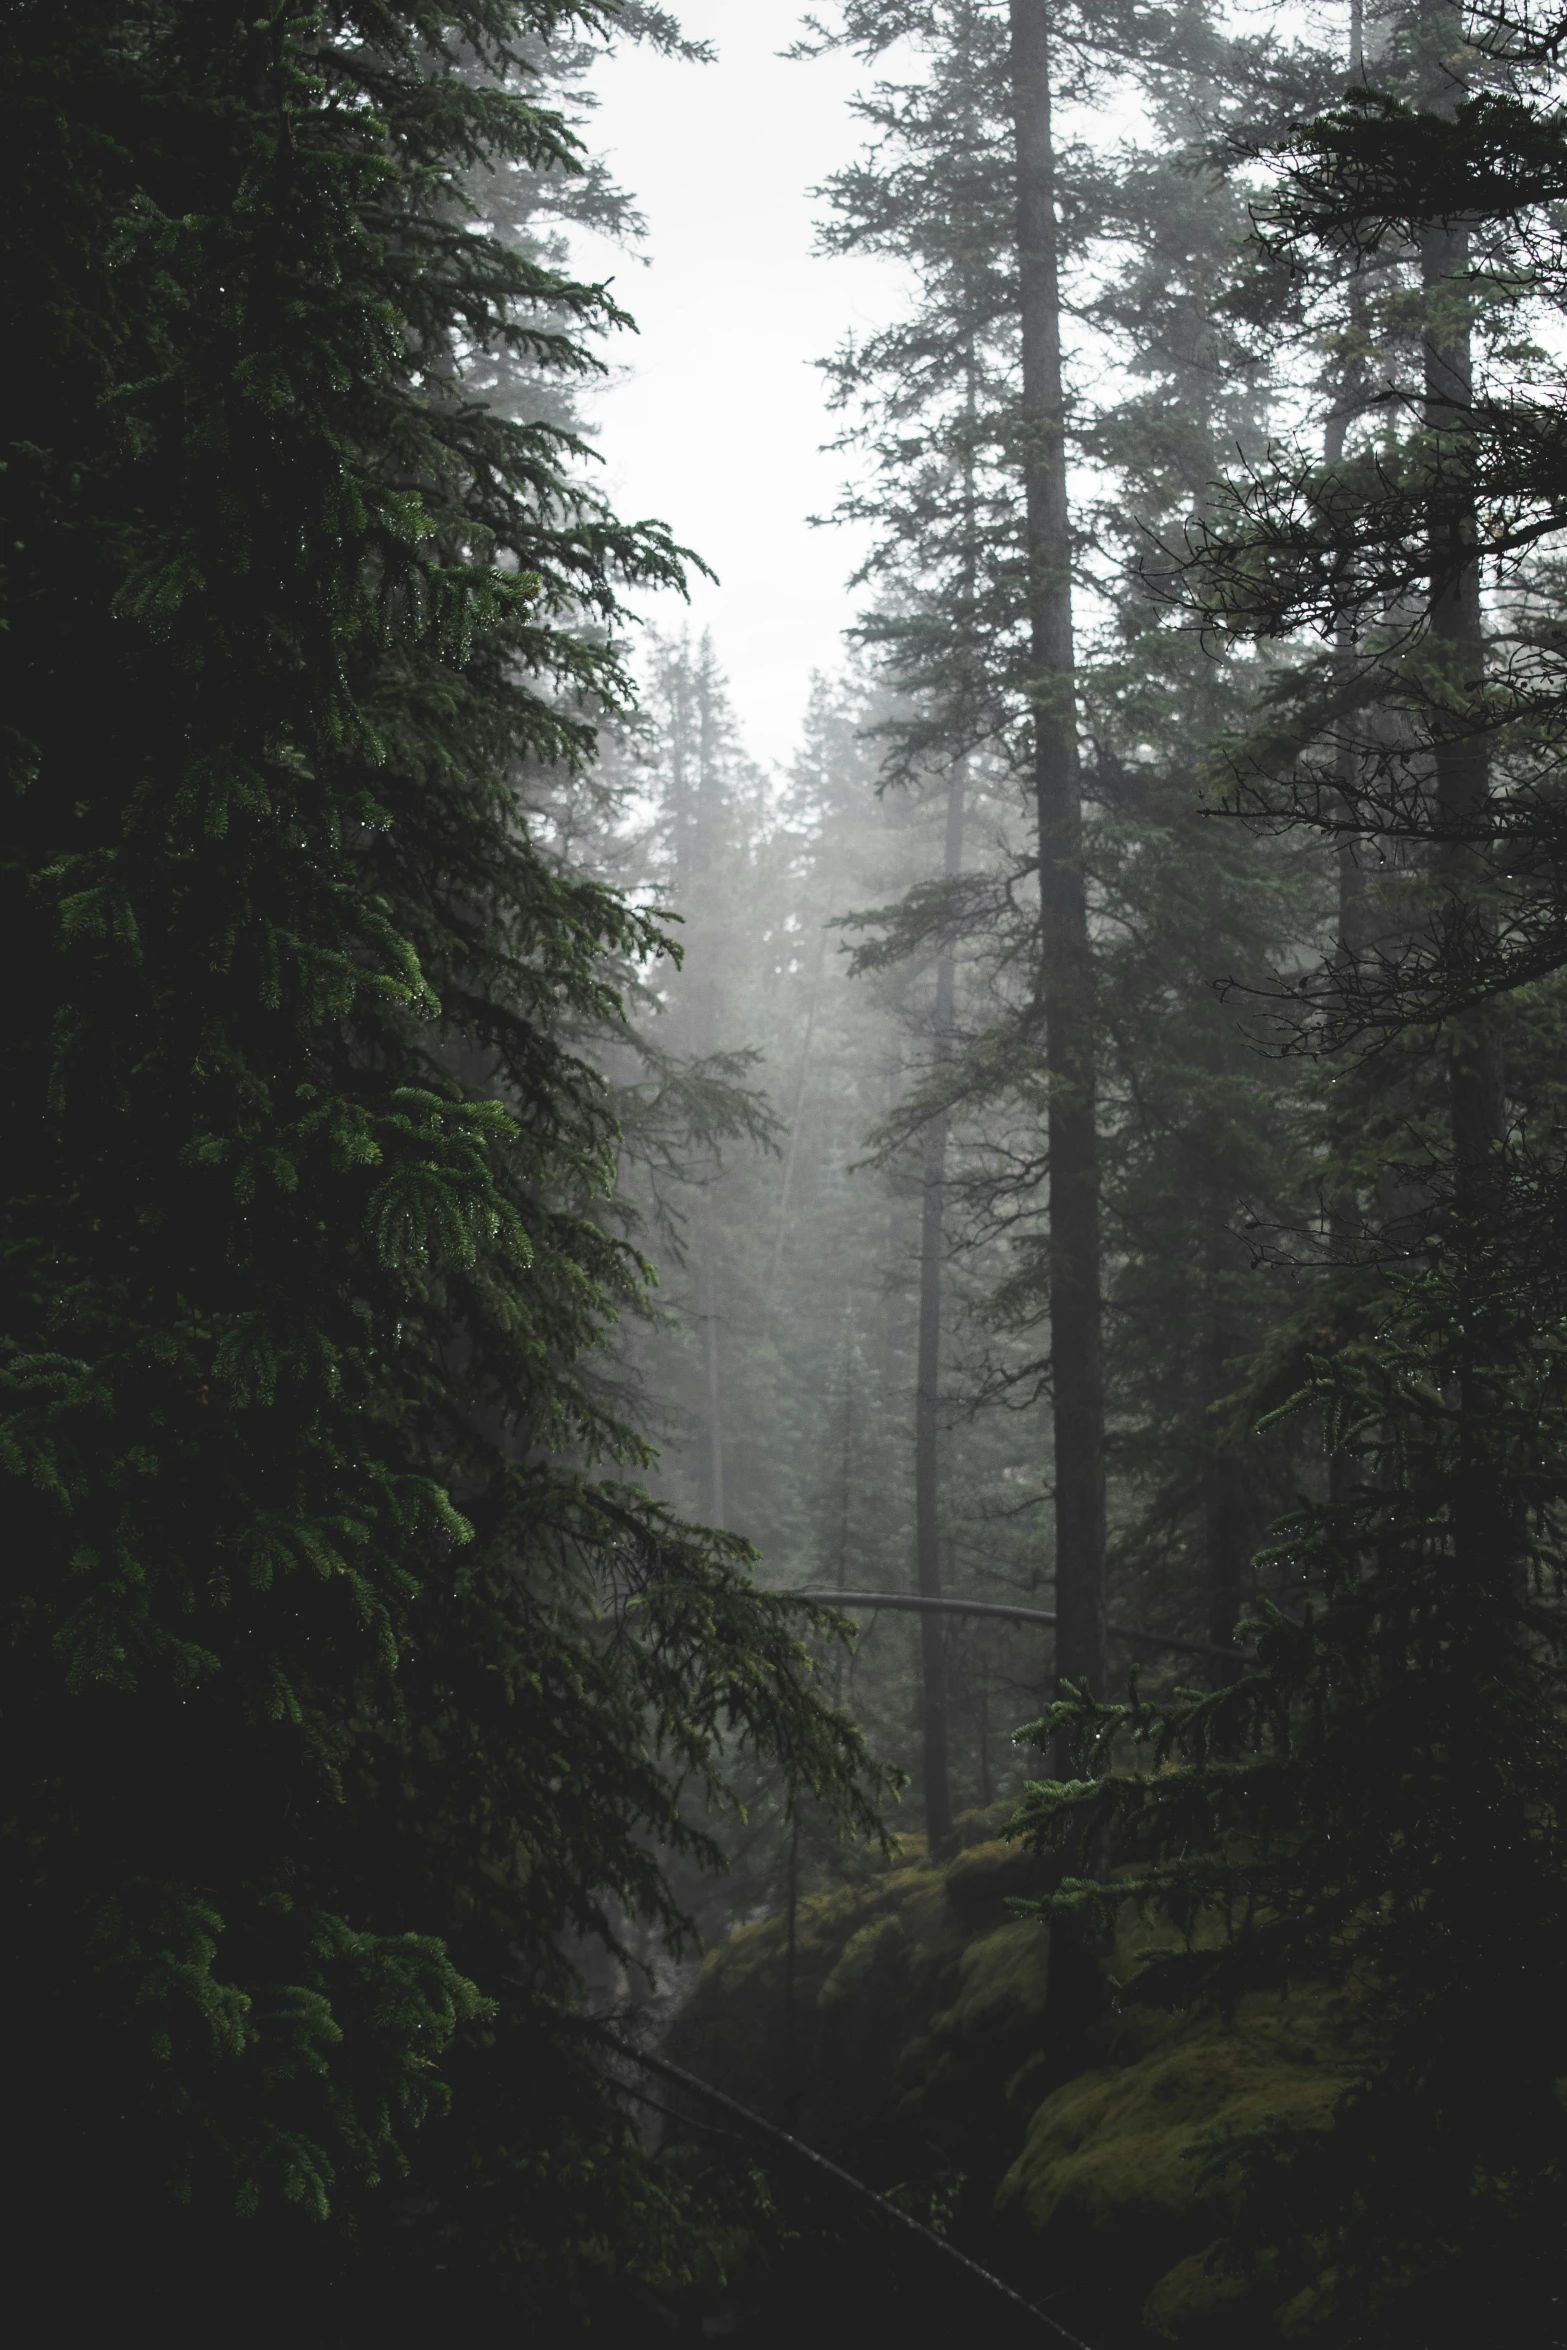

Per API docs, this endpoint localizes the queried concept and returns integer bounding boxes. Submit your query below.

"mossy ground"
[664,1817,1362,2345]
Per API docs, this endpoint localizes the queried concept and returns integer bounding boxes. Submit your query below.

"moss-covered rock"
[666,1814,1052,2189]
[1000,1979,1355,2333]
[667,1824,1363,2344]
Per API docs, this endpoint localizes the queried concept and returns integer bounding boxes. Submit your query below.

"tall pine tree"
[0,1,880,2321]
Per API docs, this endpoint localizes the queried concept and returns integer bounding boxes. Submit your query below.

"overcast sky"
[577,4,910,765]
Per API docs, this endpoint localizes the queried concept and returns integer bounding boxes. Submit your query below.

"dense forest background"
[8,1,1567,2344]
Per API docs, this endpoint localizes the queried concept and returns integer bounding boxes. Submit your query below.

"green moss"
[898,1920,1051,2124]
[668,1824,1364,2344]
[999,1981,1356,2331]
[666,1817,1052,2178]
[818,1912,909,2006]
[1140,2245,1258,2337]
[943,1833,1049,1922]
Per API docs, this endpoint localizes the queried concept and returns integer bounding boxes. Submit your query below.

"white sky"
[576,4,910,764]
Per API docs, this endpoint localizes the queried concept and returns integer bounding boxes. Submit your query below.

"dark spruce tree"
[803,0,1312,1761]
[803,0,1116,1799]
[1017,2,1567,2338]
[803,0,1014,1844]
[0,1,880,2323]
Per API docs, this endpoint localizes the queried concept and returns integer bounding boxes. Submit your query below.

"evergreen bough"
[1,0,877,2317]
[1018,13,1567,2334]
[1018,1235,1567,2340]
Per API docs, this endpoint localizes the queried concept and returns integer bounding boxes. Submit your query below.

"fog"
[579,5,910,756]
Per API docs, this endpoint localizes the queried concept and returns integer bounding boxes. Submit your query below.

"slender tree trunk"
[781,1814,800,2129]
[914,772,965,1848]
[701,1243,725,1527]
[1420,3,1503,1585]
[1325,153,1370,1515]
[668,649,694,906]
[1201,1218,1245,1667]
[1325,250,1369,969]
[833,1315,856,1593]
[763,933,827,1341]
[1417,4,1500,1186]
[1009,0,1106,1731]
[1422,220,1501,1187]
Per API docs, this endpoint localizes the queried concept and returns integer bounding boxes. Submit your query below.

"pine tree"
[1009,0,1108,1728]
[1071,39,1322,1667]
[804,0,1311,1732]
[1017,3,1567,2334]
[803,0,1112,1816]
[0,3,880,2319]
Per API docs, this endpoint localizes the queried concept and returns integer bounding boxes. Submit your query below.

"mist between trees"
[581,616,1303,1836]
[9,1,1567,2344]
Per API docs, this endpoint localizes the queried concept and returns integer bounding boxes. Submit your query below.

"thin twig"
[587,2026,1096,2348]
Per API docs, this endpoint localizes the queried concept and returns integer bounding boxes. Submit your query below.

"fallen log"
[790,1588,1250,1666]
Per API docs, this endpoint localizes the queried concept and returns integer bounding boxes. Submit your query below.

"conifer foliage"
[0,0,875,2316]
[1015,5,1567,2337]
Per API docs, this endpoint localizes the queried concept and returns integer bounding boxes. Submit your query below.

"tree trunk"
[1009,0,1106,1737]
[763,933,827,1341]
[914,771,965,1848]
[1422,217,1501,1187]
[1324,216,1370,970]
[781,1814,800,2129]
[1202,1218,1246,1666]
[1416,4,1500,1186]
[832,1314,856,1592]
[1420,2,1503,1584]
[701,1242,725,1527]
[1325,179,1370,1512]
